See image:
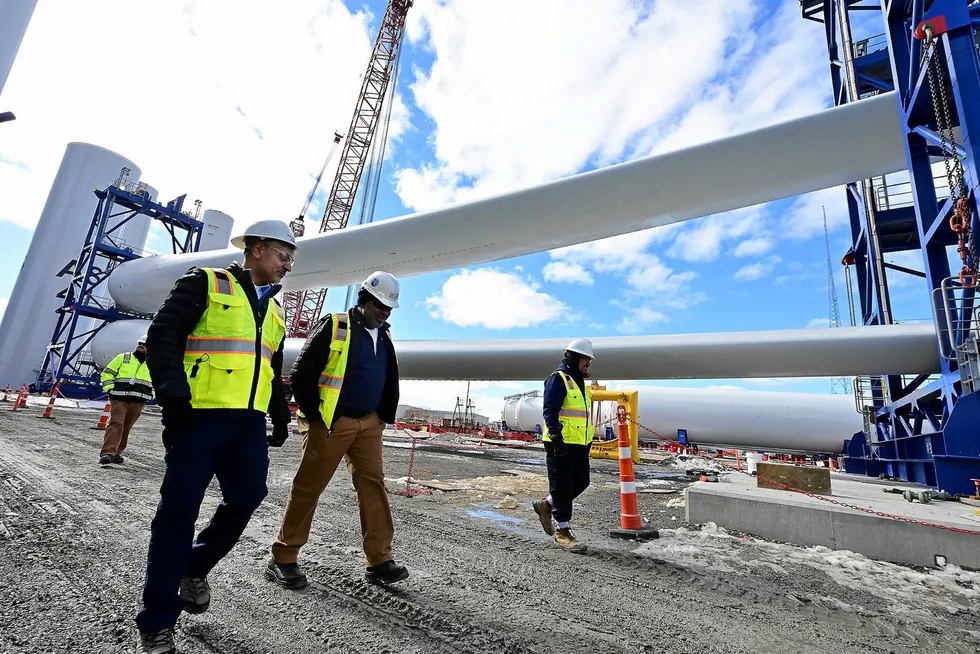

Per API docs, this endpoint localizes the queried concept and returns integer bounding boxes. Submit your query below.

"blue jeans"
[136,411,269,632]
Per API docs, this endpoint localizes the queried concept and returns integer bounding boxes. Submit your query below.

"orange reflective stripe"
[213,269,234,295]
[317,374,343,389]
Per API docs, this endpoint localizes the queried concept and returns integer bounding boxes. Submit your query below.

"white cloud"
[425,268,572,329]
[542,261,594,286]
[0,1,380,231]
[805,318,831,329]
[733,256,782,282]
[781,187,850,240]
[734,237,775,257]
[666,207,766,263]
[396,0,761,212]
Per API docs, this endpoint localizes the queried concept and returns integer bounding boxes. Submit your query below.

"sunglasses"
[371,298,394,312]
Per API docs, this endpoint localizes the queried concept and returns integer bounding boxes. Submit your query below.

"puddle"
[466,509,523,525]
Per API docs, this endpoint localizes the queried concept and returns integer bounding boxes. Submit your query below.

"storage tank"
[501,385,862,454]
[502,394,544,433]
[199,209,234,251]
[0,142,141,387]
[0,0,37,99]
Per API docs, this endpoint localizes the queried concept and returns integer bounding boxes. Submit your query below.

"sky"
[0,0,944,419]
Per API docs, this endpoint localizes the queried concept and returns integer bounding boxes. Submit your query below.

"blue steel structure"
[34,175,202,398]
[803,0,980,495]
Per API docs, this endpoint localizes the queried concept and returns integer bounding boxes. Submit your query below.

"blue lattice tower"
[35,177,202,398]
[803,0,980,494]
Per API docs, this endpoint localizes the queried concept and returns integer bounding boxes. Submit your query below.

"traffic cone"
[1,384,10,402]
[90,400,112,430]
[609,404,659,541]
[38,384,59,419]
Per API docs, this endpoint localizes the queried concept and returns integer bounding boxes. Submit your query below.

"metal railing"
[853,33,888,58]
[873,173,951,212]
[933,276,980,393]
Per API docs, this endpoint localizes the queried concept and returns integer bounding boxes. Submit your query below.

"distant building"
[396,404,490,426]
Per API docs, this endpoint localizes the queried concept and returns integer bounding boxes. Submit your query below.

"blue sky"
[0,1,943,414]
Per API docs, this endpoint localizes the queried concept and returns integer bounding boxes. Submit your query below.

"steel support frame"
[34,184,201,398]
[810,0,980,494]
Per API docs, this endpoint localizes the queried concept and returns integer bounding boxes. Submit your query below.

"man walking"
[266,271,406,589]
[135,220,296,654]
[532,339,595,553]
[98,333,153,464]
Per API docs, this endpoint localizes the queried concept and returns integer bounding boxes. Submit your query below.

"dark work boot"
[137,627,176,654]
[366,560,409,584]
[178,576,210,614]
[99,454,112,465]
[265,559,308,589]
[112,454,124,464]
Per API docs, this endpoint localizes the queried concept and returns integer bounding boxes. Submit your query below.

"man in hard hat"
[135,219,296,654]
[532,338,595,553]
[266,270,406,589]
[98,333,153,465]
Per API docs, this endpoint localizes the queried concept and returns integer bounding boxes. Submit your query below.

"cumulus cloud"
[542,261,594,286]
[733,256,782,282]
[805,318,831,328]
[734,237,775,257]
[424,268,573,329]
[0,0,389,232]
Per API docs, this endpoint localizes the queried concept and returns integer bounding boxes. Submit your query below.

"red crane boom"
[284,0,413,337]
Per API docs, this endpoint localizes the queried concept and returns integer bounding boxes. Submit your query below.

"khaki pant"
[271,412,394,567]
[101,399,145,456]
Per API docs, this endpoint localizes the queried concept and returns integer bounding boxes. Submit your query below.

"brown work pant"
[101,399,145,456]
[272,412,394,567]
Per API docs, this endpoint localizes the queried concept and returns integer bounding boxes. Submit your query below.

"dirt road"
[1,405,977,653]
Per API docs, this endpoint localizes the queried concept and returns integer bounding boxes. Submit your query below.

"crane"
[283,0,414,338]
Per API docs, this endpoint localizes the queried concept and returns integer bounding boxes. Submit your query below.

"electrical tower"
[823,206,852,394]
[284,0,413,337]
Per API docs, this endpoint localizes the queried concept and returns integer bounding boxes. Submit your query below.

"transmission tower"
[824,206,852,394]
[284,0,413,337]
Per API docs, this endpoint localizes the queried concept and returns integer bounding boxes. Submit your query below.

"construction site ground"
[1,404,978,654]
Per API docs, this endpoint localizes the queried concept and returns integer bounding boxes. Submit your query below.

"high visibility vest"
[296,311,351,427]
[543,370,592,446]
[101,352,154,402]
[183,267,286,413]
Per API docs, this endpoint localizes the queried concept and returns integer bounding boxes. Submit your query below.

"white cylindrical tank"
[199,209,235,252]
[0,142,141,387]
[0,0,37,99]
[504,386,862,454]
[502,394,545,433]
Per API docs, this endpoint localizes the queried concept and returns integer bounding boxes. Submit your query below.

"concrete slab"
[685,472,980,569]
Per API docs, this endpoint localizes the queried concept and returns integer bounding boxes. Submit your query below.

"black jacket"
[290,307,399,427]
[144,260,291,427]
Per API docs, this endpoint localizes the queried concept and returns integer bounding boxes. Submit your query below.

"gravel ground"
[1,403,977,653]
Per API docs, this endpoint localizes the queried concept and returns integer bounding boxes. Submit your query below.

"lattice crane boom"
[285,0,413,337]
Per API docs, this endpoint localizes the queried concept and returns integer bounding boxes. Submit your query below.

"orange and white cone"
[91,400,112,430]
[609,404,659,541]
[1,384,10,402]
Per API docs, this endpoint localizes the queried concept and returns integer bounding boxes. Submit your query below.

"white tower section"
[0,142,141,387]
[0,0,37,100]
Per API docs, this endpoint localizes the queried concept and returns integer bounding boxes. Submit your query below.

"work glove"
[160,398,194,430]
[268,422,290,447]
[549,432,568,457]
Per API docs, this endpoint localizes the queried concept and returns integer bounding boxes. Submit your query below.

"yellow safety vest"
[183,267,286,413]
[101,352,154,401]
[297,311,351,427]
[543,370,592,446]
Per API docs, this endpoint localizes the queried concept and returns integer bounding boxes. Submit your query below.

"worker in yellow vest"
[532,338,595,553]
[98,333,153,465]
[266,270,405,589]
[134,220,296,654]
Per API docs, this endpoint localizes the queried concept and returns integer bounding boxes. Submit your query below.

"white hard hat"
[361,271,400,308]
[230,219,299,251]
[137,333,148,344]
[565,338,594,359]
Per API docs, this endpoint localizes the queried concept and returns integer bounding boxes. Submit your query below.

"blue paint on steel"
[33,182,203,399]
[805,0,980,495]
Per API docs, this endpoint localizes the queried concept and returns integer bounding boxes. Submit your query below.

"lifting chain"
[923,27,977,286]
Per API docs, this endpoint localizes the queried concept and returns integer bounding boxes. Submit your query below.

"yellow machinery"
[588,383,641,464]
